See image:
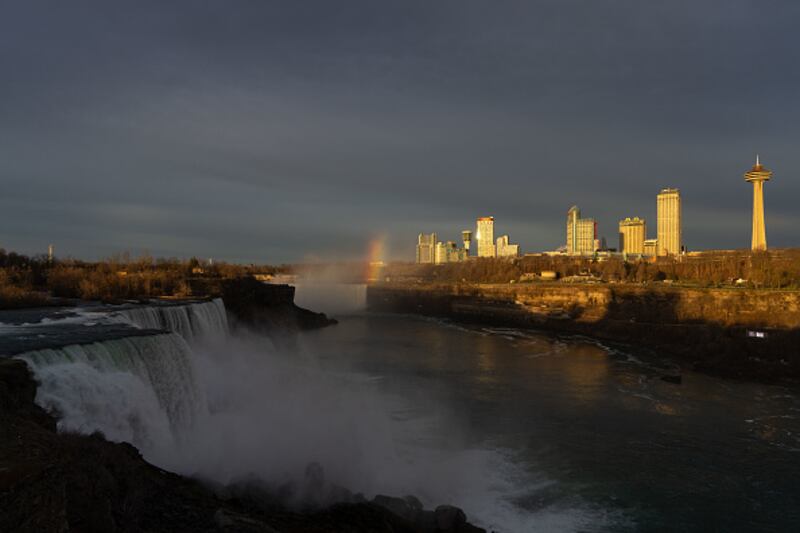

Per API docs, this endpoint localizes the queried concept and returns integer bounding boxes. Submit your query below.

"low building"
[434,241,467,264]
[643,238,658,257]
[496,235,520,257]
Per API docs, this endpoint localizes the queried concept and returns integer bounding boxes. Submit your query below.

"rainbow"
[365,236,386,282]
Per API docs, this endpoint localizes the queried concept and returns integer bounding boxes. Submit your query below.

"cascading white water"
[18,333,204,461]
[14,311,403,493]
[116,298,228,343]
[11,298,549,530]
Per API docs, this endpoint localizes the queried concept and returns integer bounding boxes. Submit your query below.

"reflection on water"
[300,313,800,532]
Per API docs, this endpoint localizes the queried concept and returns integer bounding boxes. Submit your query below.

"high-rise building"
[618,217,646,255]
[416,233,436,264]
[476,217,496,257]
[434,241,447,264]
[496,235,520,257]
[744,155,771,251]
[566,206,579,254]
[566,206,597,255]
[656,188,681,256]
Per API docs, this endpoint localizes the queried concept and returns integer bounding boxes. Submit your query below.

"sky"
[1,1,799,263]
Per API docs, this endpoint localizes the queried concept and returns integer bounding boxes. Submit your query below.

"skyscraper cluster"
[569,188,682,257]
[415,157,773,262]
[415,216,519,264]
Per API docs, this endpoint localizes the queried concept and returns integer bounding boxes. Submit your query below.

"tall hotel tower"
[744,156,771,251]
[476,217,496,257]
[618,217,646,254]
[566,206,597,255]
[657,188,682,256]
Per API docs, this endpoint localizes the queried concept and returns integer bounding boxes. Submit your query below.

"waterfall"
[12,299,229,466]
[116,298,229,343]
[18,333,204,461]
[9,302,539,530]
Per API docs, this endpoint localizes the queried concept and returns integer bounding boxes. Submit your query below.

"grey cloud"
[1,1,799,262]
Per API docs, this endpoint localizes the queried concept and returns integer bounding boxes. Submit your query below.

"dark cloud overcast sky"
[1,0,799,262]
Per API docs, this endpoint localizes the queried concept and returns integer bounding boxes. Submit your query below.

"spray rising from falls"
[13,298,559,531]
[19,333,203,459]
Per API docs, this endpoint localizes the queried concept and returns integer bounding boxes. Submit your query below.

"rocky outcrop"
[191,277,337,333]
[368,282,800,383]
[0,358,485,532]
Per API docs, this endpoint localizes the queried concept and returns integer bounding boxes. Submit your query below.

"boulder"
[435,505,466,531]
[372,494,421,523]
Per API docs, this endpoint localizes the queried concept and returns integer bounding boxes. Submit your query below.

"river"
[295,284,800,531]
[3,288,799,531]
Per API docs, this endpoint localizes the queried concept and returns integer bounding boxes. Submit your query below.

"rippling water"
[298,312,800,532]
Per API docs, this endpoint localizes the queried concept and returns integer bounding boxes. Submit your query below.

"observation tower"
[744,155,772,251]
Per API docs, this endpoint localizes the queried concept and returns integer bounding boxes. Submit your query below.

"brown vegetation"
[383,249,800,289]
[0,248,284,307]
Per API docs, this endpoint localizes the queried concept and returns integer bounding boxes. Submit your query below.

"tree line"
[382,249,800,289]
[0,248,283,308]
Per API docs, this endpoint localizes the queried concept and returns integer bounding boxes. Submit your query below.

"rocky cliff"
[191,276,337,332]
[368,283,800,382]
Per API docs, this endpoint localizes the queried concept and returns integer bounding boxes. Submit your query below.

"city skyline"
[1,2,799,263]
[416,170,775,260]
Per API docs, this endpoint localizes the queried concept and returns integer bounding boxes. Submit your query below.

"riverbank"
[367,282,800,383]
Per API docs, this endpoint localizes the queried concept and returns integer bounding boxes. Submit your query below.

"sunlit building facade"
[476,217,496,258]
[434,241,466,264]
[657,188,681,256]
[618,217,646,255]
[643,238,658,257]
[496,235,520,257]
[566,206,597,255]
[416,233,437,264]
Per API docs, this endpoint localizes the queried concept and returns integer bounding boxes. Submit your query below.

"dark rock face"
[435,505,467,530]
[0,358,485,533]
[191,277,337,334]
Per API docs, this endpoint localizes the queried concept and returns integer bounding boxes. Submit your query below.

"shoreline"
[367,282,800,384]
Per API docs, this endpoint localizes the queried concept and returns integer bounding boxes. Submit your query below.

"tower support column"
[751,180,767,251]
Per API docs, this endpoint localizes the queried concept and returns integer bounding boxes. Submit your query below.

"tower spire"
[756,154,760,167]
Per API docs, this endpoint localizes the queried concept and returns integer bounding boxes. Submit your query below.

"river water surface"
[296,305,800,532]
[4,289,799,532]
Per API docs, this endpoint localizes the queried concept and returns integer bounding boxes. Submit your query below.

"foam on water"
[11,299,619,531]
